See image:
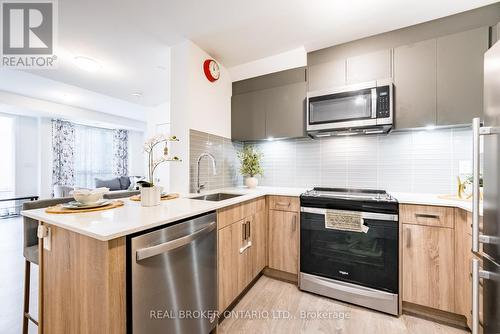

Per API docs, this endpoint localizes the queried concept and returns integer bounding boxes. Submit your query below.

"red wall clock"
[203,59,220,82]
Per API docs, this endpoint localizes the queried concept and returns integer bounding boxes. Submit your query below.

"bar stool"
[22,197,72,334]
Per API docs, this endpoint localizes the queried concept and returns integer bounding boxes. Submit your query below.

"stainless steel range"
[299,187,399,315]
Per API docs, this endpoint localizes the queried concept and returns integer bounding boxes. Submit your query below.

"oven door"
[300,210,398,293]
[307,85,377,132]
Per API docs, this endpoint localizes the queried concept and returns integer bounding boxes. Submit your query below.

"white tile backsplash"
[248,127,472,194]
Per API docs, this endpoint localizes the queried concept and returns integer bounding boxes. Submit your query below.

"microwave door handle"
[371,88,377,118]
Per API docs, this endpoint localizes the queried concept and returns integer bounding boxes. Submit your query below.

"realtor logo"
[1,1,57,68]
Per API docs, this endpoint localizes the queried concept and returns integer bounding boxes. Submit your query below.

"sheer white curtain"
[74,124,114,188]
[0,116,14,198]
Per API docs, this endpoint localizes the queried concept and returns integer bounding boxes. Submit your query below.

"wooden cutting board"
[45,200,124,214]
[129,193,180,202]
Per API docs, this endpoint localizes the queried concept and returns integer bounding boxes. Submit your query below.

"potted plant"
[237,145,263,189]
[142,134,181,206]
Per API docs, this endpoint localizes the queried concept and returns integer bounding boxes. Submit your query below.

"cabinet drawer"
[218,197,263,230]
[400,204,454,228]
[268,196,299,212]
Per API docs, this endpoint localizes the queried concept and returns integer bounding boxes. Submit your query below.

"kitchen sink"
[191,193,243,201]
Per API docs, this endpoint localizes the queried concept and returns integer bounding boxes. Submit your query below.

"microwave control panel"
[376,85,391,118]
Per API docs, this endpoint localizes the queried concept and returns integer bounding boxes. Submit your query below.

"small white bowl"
[73,188,109,205]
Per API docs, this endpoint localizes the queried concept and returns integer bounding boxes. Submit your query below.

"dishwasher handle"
[136,221,216,261]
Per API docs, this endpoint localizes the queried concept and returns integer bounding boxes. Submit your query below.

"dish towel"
[325,209,369,233]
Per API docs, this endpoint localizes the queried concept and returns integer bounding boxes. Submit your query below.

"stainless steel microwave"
[306,79,393,137]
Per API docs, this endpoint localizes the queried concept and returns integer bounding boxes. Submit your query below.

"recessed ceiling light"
[425,124,436,131]
[74,56,101,72]
[131,91,143,98]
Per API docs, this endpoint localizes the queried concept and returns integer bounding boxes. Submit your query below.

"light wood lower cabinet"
[402,222,455,312]
[251,209,267,278]
[454,208,473,327]
[40,224,126,333]
[218,222,240,313]
[217,197,267,313]
[268,209,299,275]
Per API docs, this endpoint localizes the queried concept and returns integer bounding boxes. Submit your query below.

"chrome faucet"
[196,152,217,193]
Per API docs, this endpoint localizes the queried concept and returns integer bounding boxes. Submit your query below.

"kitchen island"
[21,187,477,333]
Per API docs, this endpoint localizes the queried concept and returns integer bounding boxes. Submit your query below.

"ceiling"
[1,0,497,111]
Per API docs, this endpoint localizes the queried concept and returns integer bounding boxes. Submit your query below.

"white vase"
[245,177,258,189]
[140,186,163,207]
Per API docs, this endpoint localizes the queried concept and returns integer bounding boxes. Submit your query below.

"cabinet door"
[402,224,455,312]
[307,59,345,92]
[231,91,267,141]
[251,210,267,278]
[454,209,473,326]
[237,219,252,295]
[268,210,299,275]
[346,49,392,84]
[218,223,240,312]
[437,27,489,125]
[394,39,437,129]
[265,81,306,139]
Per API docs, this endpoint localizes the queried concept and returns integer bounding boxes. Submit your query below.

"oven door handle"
[301,207,398,222]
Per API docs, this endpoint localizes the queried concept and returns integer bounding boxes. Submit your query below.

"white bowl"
[73,188,109,205]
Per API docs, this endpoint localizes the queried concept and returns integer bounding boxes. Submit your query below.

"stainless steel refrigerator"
[471,39,500,334]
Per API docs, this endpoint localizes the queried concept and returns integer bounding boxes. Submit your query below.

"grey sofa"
[95,176,133,191]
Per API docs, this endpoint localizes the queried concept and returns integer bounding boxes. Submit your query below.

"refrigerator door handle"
[472,118,481,253]
[479,234,500,245]
[472,118,500,252]
[472,259,480,334]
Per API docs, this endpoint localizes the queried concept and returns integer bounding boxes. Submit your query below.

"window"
[74,124,114,188]
[0,116,15,197]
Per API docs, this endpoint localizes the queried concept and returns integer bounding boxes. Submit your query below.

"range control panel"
[376,85,391,118]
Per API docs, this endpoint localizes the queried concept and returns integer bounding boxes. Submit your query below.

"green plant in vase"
[237,145,263,189]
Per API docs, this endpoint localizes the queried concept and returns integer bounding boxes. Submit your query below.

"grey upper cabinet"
[265,82,306,139]
[231,92,267,141]
[492,22,500,45]
[232,67,306,141]
[307,59,345,92]
[436,27,489,125]
[394,39,437,129]
[346,49,392,84]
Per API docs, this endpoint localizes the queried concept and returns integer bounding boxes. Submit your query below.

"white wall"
[228,47,307,82]
[169,40,232,193]
[145,102,171,190]
[14,116,39,197]
[128,130,146,177]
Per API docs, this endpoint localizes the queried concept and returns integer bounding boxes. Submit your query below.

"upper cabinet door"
[307,59,345,92]
[265,81,306,139]
[232,67,306,141]
[394,39,437,129]
[231,91,267,141]
[436,27,489,125]
[346,49,392,84]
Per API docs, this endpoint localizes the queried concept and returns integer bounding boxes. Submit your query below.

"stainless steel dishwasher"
[129,212,217,334]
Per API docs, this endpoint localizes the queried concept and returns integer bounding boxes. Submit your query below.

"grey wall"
[189,129,243,193]
[247,127,472,195]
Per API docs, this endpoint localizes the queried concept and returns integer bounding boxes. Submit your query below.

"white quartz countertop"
[22,186,477,241]
[390,192,474,212]
[21,187,306,241]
